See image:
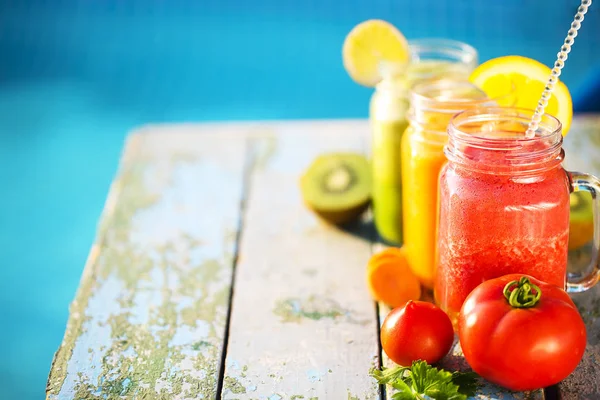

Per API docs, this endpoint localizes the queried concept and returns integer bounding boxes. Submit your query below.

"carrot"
[367,247,422,308]
[367,247,404,270]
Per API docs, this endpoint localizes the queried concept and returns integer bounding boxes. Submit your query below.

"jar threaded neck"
[446,107,564,175]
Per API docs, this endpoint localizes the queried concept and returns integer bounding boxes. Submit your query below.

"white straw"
[526,0,592,138]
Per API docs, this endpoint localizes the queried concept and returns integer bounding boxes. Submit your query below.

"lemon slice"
[469,55,573,135]
[342,19,410,87]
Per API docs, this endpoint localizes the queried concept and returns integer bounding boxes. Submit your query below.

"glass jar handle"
[566,171,600,293]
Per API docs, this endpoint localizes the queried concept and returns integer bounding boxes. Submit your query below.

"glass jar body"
[434,108,570,324]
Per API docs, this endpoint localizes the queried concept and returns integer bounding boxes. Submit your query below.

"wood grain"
[46,129,247,399]
[222,122,381,399]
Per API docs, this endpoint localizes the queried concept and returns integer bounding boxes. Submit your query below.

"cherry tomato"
[381,300,454,366]
[458,274,586,391]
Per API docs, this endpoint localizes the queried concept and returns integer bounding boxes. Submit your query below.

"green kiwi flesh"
[300,153,371,225]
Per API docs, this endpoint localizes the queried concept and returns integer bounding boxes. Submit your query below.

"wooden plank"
[559,114,600,400]
[222,121,381,399]
[44,114,599,400]
[46,128,248,399]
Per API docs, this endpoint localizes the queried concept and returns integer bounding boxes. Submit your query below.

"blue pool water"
[0,1,599,398]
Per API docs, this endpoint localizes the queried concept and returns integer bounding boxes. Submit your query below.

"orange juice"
[401,130,447,287]
[401,80,494,287]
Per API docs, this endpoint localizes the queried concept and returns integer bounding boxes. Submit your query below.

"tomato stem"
[503,276,541,308]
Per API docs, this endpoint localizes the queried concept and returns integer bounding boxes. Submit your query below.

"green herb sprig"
[371,360,479,400]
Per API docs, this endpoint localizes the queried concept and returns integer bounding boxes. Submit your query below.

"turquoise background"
[0,1,599,398]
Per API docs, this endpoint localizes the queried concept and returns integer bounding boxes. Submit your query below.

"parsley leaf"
[370,360,479,400]
[390,380,417,400]
[370,365,409,385]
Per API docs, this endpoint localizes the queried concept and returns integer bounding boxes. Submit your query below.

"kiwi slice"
[300,153,371,225]
[569,191,594,250]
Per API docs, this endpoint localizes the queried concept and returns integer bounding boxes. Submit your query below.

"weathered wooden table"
[46,116,600,400]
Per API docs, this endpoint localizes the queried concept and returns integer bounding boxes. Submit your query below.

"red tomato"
[458,274,586,391]
[381,300,454,366]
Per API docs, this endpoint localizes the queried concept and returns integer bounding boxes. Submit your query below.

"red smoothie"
[435,115,571,324]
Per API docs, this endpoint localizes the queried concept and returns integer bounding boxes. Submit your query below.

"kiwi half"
[300,153,371,225]
[569,191,594,250]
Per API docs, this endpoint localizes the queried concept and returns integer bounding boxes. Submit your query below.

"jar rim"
[377,38,478,81]
[410,79,517,115]
[448,107,562,142]
[445,107,564,175]
[408,38,478,67]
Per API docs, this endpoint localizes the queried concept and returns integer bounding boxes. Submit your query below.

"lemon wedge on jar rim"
[342,19,410,87]
[469,55,573,136]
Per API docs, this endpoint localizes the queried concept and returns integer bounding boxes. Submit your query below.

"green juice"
[371,119,409,244]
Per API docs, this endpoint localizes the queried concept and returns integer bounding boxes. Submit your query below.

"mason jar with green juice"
[370,39,478,244]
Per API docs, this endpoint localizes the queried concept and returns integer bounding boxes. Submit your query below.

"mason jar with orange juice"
[400,79,515,287]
